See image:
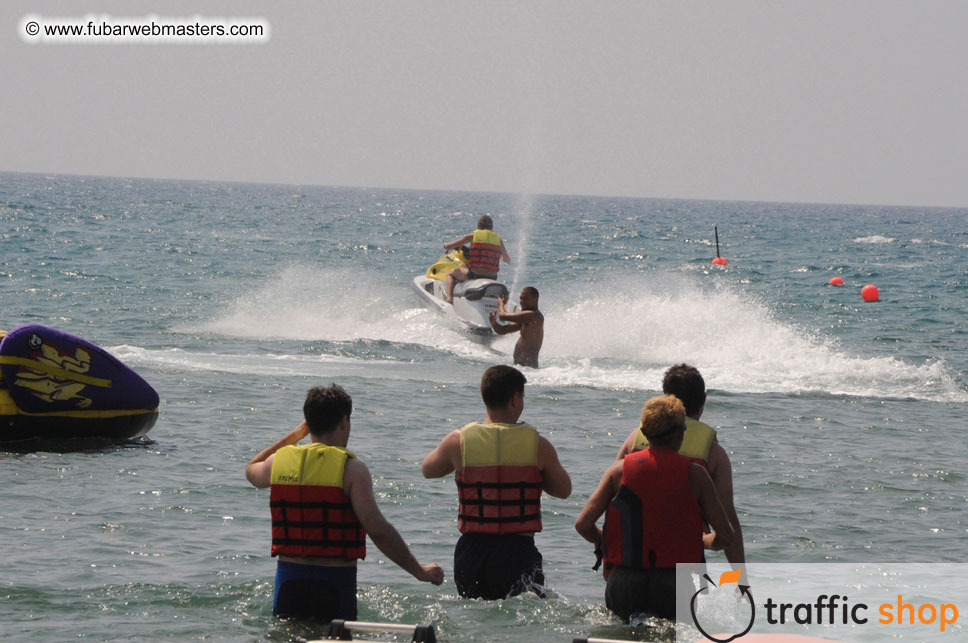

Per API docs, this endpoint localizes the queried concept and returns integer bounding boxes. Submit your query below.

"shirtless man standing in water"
[489,286,544,368]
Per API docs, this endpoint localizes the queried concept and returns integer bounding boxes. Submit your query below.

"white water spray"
[165,264,966,403]
[508,192,535,299]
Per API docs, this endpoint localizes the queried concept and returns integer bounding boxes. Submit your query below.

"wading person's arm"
[344,459,444,585]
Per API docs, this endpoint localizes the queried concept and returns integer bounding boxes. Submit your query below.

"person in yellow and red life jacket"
[421,365,571,600]
[615,364,746,569]
[443,214,511,304]
[245,385,443,622]
[575,395,735,622]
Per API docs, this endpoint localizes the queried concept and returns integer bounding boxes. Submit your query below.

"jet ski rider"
[443,215,511,304]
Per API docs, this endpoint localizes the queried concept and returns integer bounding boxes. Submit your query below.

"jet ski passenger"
[489,286,544,368]
[443,214,511,303]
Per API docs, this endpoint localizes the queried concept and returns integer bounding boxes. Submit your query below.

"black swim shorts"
[454,532,545,600]
[466,270,497,280]
[604,565,686,621]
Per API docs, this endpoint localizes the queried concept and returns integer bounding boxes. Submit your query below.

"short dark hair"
[477,215,493,230]
[521,286,539,298]
[480,365,526,409]
[661,364,707,416]
[303,384,353,435]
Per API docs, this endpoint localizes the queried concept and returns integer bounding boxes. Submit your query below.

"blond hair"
[639,394,686,441]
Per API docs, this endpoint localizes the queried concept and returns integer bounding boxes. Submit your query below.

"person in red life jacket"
[245,384,444,621]
[443,214,511,304]
[615,364,746,569]
[421,365,571,600]
[488,286,544,368]
[575,394,734,621]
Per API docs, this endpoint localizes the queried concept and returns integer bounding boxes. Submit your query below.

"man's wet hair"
[303,384,353,435]
[661,364,707,417]
[480,365,526,409]
[477,215,493,230]
[521,286,539,298]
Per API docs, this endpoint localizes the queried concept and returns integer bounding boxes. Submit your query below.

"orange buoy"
[861,284,879,302]
[829,276,844,285]
[711,225,728,266]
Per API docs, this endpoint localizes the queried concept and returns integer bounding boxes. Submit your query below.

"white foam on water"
[853,235,896,244]
[109,344,429,382]
[175,263,497,361]
[528,273,967,402]
[160,265,964,403]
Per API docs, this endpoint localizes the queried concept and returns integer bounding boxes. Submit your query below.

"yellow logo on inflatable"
[16,341,95,409]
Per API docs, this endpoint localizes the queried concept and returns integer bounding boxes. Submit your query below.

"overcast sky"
[3,1,967,207]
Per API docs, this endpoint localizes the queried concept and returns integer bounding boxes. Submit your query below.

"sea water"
[1,172,966,642]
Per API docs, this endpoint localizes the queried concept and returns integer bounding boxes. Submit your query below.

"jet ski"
[412,249,514,335]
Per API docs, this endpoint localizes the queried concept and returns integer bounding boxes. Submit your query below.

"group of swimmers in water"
[245,362,744,623]
[243,216,743,623]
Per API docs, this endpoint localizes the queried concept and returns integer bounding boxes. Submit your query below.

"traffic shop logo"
[690,569,755,642]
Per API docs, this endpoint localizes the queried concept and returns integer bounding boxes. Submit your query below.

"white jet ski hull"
[412,274,511,335]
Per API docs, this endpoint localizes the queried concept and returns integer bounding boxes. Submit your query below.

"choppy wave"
[853,235,896,244]
[156,266,967,403]
[175,263,497,363]
[537,273,967,402]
